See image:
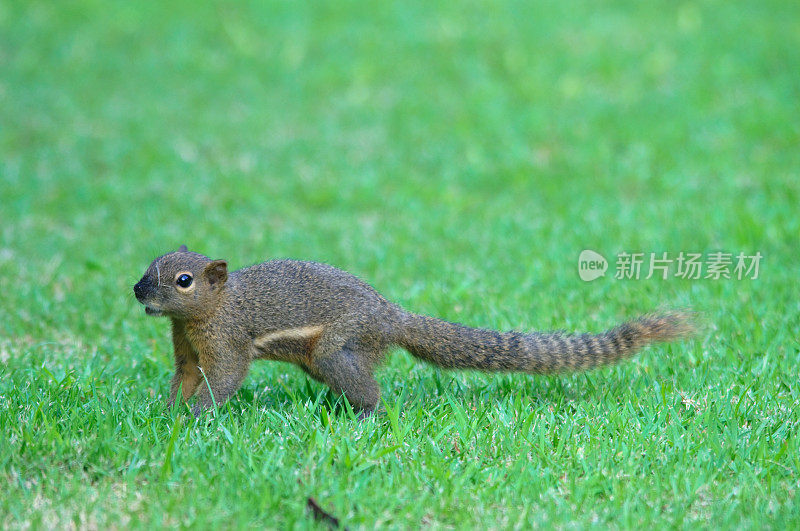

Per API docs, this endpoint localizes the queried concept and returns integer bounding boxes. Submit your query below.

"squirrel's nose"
[133,282,145,300]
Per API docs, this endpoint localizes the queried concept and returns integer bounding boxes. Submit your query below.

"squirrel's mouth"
[144,306,165,317]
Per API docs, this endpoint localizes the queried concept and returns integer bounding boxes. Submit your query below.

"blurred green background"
[1,0,798,528]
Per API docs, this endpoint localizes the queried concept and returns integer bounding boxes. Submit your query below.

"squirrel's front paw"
[191,404,211,418]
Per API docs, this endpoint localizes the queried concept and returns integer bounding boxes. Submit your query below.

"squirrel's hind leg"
[314,347,380,417]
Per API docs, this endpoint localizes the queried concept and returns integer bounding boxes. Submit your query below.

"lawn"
[1,0,798,528]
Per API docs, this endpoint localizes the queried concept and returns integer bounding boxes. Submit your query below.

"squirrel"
[133,246,696,417]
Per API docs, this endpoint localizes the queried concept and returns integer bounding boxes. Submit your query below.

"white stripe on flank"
[254,325,324,348]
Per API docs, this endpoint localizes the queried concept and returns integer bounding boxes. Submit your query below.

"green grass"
[1,0,799,528]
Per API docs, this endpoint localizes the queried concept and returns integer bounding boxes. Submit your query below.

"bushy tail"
[391,311,696,373]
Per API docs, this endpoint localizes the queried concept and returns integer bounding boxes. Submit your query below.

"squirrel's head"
[133,245,228,319]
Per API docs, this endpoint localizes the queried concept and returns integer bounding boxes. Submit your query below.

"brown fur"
[133,246,696,416]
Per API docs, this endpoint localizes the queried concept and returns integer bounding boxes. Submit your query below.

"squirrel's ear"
[204,260,228,287]
[178,244,188,252]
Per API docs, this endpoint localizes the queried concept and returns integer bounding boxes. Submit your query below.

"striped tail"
[392,311,696,373]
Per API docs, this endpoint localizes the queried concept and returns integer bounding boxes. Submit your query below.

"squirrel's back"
[227,259,400,335]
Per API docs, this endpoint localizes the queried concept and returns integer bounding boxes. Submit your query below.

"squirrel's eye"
[176,274,193,288]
